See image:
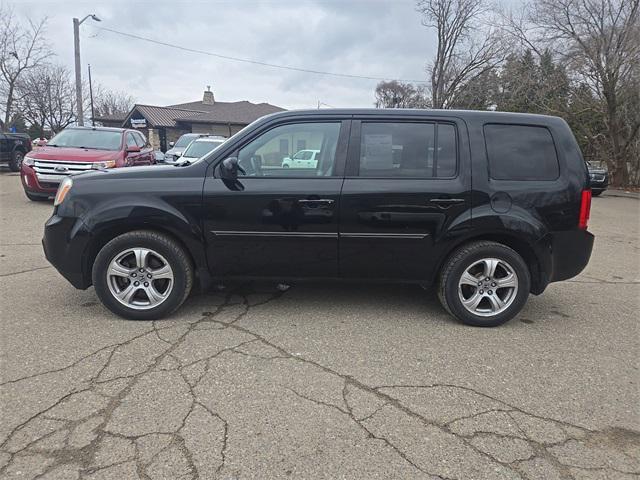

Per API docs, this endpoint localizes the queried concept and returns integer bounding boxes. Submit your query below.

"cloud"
[10,0,434,109]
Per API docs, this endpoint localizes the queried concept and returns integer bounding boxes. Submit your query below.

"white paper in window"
[362,134,393,170]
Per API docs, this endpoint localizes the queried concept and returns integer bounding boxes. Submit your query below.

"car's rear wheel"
[438,241,530,327]
[92,231,193,320]
[9,150,24,172]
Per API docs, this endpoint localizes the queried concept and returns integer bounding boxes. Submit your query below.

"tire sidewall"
[9,150,24,172]
[92,233,191,320]
[444,244,530,327]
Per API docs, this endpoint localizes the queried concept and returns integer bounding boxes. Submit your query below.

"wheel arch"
[82,219,206,289]
[434,231,550,295]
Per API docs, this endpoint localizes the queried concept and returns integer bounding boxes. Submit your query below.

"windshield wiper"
[177,159,193,167]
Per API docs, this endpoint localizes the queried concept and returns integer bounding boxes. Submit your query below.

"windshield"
[183,140,223,158]
[48,129,122,150]
[174,134,199,148]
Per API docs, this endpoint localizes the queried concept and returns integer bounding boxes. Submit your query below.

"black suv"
[43,109,594,326]
[0,131,32,171]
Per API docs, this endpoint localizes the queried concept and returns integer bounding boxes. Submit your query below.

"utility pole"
[88,64,95,126]
[72,14,101,127]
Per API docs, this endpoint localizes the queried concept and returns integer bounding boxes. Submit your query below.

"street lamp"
[73,14,101,126]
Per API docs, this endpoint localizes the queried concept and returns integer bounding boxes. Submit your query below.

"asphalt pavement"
[0,170,638,479]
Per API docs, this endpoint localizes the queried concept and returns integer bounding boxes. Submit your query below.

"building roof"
[112,100,285,129]
[174,101,285,124]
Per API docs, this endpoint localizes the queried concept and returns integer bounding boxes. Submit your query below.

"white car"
[178,137,225,164]
[281,149,320,168]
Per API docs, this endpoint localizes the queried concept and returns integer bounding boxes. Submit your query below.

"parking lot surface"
[0,170,638,479]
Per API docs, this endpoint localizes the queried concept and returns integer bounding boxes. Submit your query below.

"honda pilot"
[43,109,594,326]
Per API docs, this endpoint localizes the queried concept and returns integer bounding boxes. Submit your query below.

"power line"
[95,26,428,84]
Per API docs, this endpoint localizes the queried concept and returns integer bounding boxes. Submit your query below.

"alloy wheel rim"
[457,257,518,317]
[106,247,174,310]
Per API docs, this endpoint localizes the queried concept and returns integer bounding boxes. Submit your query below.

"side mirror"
[220,157,246,180]
[169,141,175,148]
[126,145,141,153]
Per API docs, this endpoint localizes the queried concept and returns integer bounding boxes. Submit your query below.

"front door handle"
[298,199,335,206]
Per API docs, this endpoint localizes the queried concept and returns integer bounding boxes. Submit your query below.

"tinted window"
[238,123,341,177]
[359,122,457,178]
[484,124,559,180]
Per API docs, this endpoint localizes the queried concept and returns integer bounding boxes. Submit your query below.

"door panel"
[339,118,471,281]
[203,178,343,277]
[202,120,350,278]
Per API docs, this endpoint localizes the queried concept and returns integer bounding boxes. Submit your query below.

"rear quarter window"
[484,124,560,181]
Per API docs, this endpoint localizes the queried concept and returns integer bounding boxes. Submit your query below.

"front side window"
[134,132,147,147]
[126,133,138,149]
[238,122,341,176]
[48,129,123,151]
[358,122,457,178]
[484,124,559,181]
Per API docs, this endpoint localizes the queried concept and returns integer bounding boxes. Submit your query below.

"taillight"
[578,189,592,230]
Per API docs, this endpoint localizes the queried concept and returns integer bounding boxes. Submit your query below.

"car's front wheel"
[92,230,193,320]
[438,241,530,327]
[9,150,24,172]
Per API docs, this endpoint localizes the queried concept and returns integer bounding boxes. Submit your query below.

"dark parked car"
[586,161,608,196]
[0,131,32,171]
[43,109,594,326]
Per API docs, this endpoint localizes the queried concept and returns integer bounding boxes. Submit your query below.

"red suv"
[20,126,155,201]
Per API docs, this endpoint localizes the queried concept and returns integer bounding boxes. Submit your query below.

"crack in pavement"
[0,265,52,277]
[2,283,638,480]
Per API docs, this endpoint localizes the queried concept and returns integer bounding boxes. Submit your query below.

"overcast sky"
[8,0,443,110]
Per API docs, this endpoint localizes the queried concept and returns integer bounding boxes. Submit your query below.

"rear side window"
[359,122,457,178]
[484,124,559,181]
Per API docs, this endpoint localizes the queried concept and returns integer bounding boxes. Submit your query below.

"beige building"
[94,87,284,151]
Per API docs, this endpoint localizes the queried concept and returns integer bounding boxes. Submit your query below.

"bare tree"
[417,0,505,108]
[92,86,135,118]
[504,0,640,186]
[374,80,429,108]
[0,4,51,127]
[18,64,76,134]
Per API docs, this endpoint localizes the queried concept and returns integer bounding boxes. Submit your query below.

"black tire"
[282,164,290,168]
[437,241,531,327]
[9,150,24,172]
[592,190,604,197]
[92,230,193,320]
[25,191,49,202]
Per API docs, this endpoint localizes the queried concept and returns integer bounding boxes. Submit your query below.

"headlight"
[23,155,35,167]
[91,160,116,170]
[54,177,73,206]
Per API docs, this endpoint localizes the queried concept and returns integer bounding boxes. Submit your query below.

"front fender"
[62,194,207,287]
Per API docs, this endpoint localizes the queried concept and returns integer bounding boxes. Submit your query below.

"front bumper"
[43,214,93,289]
[21,165,58,195]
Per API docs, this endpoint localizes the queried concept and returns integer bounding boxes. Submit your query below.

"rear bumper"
[549,230,595,283]
[43,214,93,289]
